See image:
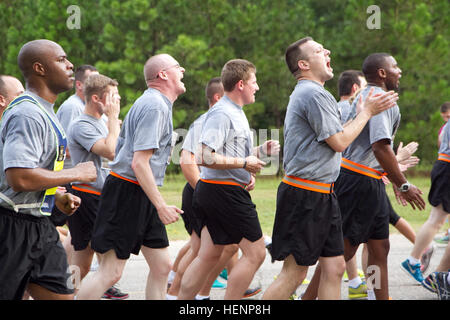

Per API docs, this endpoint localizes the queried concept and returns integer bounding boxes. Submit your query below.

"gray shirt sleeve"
[69,120,104,153]
[369,111,394,144]
[2,113,44,170]
[200,111,231,152]
[306,92,343,142]
[133,108,165,152]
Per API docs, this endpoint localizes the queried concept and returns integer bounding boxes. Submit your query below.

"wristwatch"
[398,181,411,193]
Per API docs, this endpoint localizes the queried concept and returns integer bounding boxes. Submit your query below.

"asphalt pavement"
[93,233,446,301]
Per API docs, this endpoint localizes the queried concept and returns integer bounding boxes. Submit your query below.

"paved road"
[95,234,446,300]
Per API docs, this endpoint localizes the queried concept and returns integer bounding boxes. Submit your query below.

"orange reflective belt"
[110,171,140,185]
[438,153,450,163]
[200,179,247,189]
[71,184,101,196]
[341,158,387,180]
[282,175,334,194]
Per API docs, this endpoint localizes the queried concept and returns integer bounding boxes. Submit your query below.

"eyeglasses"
[146,63,181,81]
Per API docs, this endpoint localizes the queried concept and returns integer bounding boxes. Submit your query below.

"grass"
[161,174,435,241]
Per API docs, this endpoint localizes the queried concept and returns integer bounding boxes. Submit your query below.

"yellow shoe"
[348,281,368,300]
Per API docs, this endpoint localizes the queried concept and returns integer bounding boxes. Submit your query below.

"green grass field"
[161,174,435,240]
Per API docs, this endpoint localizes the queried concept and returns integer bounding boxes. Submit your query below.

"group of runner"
[0,37,448,300]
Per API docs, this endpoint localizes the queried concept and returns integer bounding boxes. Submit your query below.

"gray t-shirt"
[439,122,450,156]
[56,94,85,169]
[67,114,110,191]
[337,100,351,125]
[283,80,343,183]
[343,85,401,172]
[182,113,207,154]
[0,91,63,217]
[199,95,253,185]
[109,88,173,186]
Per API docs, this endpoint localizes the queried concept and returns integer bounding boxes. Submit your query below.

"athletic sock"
[367,289,376,300]
[195,294,210,300]
[166,293,177,300]
[407,256,420,265]
[168,270,176,283]
[348,276,363,288]
[447,272,450,286]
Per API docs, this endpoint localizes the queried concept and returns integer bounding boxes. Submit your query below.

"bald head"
[143,54,177,82]
[0,75,25,113]
[18,39,61,78]
[16,39,74,98]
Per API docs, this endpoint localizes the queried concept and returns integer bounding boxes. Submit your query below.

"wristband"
[243,159,247,169]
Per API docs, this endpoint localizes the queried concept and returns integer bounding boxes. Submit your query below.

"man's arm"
[180,150,200,189]
[372,139,425,210]
[197,144,266,174]
[325,89,398,152]
[5,161,97,192]
[131,149,182,225]
[89,90,121,161]
[252,140,281,159]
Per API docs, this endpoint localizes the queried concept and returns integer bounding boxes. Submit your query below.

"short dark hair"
[205,77,224,104]
[362,53,391,81]
[441,102,450,113]
[221,59,256,92]
[83,73,118,102]
[74,65,97,83]
[285,36,313,77]
[338,70,364,97]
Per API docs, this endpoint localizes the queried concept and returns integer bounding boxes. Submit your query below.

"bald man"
[77,53,185,300]
[0,75,24,118]
[0,39,96,300]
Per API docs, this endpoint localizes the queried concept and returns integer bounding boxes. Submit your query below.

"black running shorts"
[270,181,344,266]
[181,182,203,237]
[335,168,390,246]
[0,207,74,299]
[67,189,100,251]
[428,160,450,213]
[192,180,263,245]
[90,174,169,260]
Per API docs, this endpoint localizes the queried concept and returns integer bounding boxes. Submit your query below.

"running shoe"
[242,286,262,299]
[348,281,368,300]
[219,269,228,281]
[102,285,129,300]
[434,234,449,245]
[212,278,227,288]
[343,269,365,282]
[420,245,434,273]
[431,271,450,300]
[401,259,424,283]
[421,274,438,293]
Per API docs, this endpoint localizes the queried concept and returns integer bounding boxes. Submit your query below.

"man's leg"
[317,255,346,300]
[302,238,358,300]
[394,217,416,244]
[178,227,224,300]
[198,244,238,297]
[76,249,127,300]
[141,246,172,300]
[224,237,265,300]
[411,205,448,259]
[436,241,450,272]
[367,238,390,300]
[167,233,201,297]
[262,254,308,300]
[70,246,95,281]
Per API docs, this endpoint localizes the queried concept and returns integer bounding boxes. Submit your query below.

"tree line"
[1,0,448,172]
